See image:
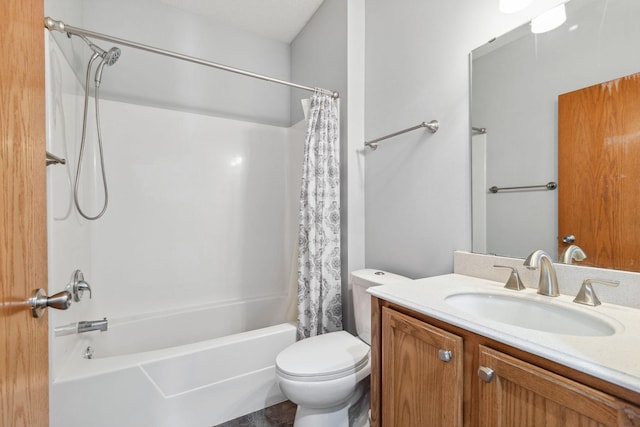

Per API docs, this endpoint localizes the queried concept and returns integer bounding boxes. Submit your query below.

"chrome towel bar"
[489,181,557,193]
[365,120,439,150]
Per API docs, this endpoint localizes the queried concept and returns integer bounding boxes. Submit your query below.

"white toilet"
[275,269,410,427]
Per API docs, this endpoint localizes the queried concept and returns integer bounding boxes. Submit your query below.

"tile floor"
[215,400,297,427]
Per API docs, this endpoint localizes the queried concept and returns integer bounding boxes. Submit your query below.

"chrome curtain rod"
[44,17,339,99]
[365,120,439,150]
[489,181,557,193]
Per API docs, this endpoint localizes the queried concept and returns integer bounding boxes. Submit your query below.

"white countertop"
[368,273,640,394]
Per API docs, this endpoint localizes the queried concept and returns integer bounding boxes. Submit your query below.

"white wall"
[89,102,295,317]
[45,0,292,126]
[472,0,640,260]
[364,0,565,279]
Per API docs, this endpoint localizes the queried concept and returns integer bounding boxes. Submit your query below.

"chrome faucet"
[559,245,587,264]
[523,250,559,296]
[77,318,108,333]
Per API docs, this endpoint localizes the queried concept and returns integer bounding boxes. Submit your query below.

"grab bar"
[489,181,557,193]
[365,120,439,150]
[46,151,66,166]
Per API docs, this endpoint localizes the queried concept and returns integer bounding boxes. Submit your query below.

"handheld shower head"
[102,47,121,66]
[94,47,121,86]
[77,35,121,85]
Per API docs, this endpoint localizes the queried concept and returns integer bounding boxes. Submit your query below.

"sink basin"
[445,293,617,336]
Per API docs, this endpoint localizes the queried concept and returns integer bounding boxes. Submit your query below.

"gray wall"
[290,0,367,333]
[364,0,565,279]
[290,0,347,126]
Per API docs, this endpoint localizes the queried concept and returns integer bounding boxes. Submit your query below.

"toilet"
[275,269,410,427]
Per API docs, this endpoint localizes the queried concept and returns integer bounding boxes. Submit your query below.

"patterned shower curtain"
[296,92,342,340]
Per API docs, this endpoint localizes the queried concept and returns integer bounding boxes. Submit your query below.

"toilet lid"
[276,331,369,379]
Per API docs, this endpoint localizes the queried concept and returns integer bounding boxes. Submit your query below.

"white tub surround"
[368,273,640,395]
[46,33,301,375]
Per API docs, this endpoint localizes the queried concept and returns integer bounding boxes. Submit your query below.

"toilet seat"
[276,331,370,382]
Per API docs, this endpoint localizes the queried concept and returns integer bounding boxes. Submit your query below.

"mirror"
[470,0,640,271]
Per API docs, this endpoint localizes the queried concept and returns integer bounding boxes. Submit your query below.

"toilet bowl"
[275,269,410,427]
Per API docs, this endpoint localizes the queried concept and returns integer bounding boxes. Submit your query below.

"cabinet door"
[478,345,640,426]
[381,307,463,426]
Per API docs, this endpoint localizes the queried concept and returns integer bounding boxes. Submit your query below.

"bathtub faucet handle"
[70,269,92,302]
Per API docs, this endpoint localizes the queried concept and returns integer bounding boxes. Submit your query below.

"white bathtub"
[51,296,296,427]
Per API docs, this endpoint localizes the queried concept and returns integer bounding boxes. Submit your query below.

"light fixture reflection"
[531,3,567,34]
[500,0,534,14]
[229,156,243,167]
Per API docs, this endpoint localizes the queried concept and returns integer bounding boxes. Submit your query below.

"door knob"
[29,288,72,318]
[562,234,576,244]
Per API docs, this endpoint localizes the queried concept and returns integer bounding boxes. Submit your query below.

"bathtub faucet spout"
[78,318,108,333]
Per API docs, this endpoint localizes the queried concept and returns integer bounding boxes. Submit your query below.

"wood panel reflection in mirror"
[558,72,640,272]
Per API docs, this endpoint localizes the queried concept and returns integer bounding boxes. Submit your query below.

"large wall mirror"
[471,0,640,272]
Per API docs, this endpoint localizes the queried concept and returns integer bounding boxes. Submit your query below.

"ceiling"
[158,0,325,43]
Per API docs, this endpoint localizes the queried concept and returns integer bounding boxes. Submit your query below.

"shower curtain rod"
[44,17,339,99]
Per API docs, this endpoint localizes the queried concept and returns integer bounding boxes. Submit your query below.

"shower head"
[101,47,121,66]
[90,43,121,66]
[78,35,121,66]
[76,35,121,87]
[94,51,120,87]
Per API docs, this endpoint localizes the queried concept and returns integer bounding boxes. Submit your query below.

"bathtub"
[51,296,296,427]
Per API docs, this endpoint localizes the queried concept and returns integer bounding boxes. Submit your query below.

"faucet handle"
[493,265,526,291]
[573,278,619,306]
[70,269,92,302]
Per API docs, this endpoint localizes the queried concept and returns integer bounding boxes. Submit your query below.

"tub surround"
[368,257,640,395]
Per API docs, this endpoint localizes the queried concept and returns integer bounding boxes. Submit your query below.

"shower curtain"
[296,92,341,340]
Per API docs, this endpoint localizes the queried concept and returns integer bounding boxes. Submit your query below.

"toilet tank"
[351,269,410,345]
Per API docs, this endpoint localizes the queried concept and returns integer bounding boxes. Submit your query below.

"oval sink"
[445,293,617,336]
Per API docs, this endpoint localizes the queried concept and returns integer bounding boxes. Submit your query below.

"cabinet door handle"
[478,366,494,383]
[438,349,452,362]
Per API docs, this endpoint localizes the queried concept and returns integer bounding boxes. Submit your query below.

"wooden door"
[0,0,49,426]
[478,346,640,426]
[558,72,640,271]
[381,307,463,426]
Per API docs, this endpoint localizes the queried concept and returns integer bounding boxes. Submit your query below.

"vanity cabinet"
[381,307,463,426]
[478,346,640,426]
[371,299,640,427]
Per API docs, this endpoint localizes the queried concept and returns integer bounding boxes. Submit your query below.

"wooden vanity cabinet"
[478,346,640,426]
[371,298,640,427]
[381,307,463,426]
